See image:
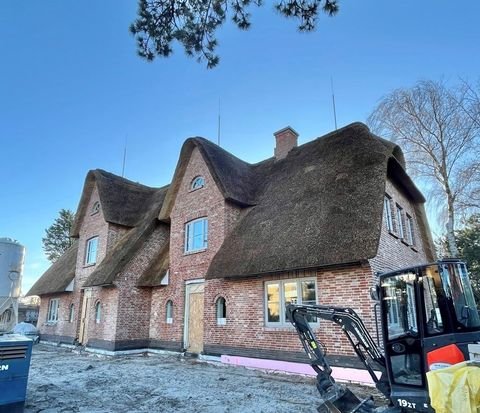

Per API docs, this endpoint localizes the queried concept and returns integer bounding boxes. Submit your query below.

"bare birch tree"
[368,79,480,257]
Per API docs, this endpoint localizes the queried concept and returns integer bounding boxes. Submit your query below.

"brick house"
[29,122,435,378]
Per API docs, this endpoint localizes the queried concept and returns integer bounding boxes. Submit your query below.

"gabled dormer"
[158,138,258,273]
[71,169,161,286]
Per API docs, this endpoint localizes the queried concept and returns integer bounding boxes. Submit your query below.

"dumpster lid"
[0,334,33,344]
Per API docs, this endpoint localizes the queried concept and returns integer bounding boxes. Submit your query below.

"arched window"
[91,201,100,215]
[190,176,205,190]
[95,301,101,324]
[166,300,173,324]
[69,303,75,323]
[216,297,226,325]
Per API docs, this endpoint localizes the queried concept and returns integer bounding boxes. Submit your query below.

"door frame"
[183,279,205,351]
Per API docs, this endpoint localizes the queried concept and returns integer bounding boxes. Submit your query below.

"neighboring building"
[28,123,435,378]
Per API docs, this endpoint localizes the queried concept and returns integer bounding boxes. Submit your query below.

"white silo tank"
[0,238,25,332]
[0,238,25,298]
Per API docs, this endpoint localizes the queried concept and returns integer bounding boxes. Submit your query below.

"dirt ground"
[24,344,383,413]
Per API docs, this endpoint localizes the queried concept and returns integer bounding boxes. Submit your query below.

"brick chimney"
[274,126,298,160]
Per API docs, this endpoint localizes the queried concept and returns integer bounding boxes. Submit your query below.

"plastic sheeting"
[13,322,38,335]
[427,361,480,413]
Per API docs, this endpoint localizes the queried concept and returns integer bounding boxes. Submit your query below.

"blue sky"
[1,1,479,293]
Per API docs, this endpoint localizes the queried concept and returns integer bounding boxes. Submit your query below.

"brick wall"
[38,183,132,345]
[149,146,241,347]
[38,292,76,344]
[369,178,429,274]
[203,265,378,359]
[113,226,168,342]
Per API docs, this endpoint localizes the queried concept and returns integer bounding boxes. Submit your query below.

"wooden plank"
[187,292,204,354]
[79,292,90,345]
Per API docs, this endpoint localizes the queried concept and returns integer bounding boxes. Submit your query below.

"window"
[406,214,415,245]
[382,272,418,340]
[265,278,317,326]
[0,309,11,324]
[191,176,205,190]
[47,298,59,323]
[91,201,100,215]
[85,237,99,265]
[166,300,173,324]
[396,204,405,239]
[384,195,394,232]
[216,297,226,325]
[95,301,101,324]
[69,303,75,323]
[185,218,208,252]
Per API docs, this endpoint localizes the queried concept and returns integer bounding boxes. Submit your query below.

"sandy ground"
[24,344,383,413]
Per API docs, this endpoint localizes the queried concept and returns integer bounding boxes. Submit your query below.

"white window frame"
[184,218,208,253]
[69,303,75,323]
[216,297,227,326]
[191,176,205,190]
[91,201,100,215]
[384,195,394,232]
[95,301,101,324]
[396,204,405,239]
[264,278,318,327]
[85,236,99,265]
[47,298,59,323]
[166,300,173,324]
[406,214,415,246]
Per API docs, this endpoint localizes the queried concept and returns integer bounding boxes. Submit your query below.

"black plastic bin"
[0,334,33,413]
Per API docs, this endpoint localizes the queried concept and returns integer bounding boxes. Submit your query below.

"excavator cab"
[287,259,480,412]
[379,259,480,411]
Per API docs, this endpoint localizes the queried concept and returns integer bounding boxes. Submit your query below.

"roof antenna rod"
[217,97,221,146]
[121,135,127,177]
[331,77,338,130]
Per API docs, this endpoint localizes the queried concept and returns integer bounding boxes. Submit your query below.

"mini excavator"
[286,259,480,412]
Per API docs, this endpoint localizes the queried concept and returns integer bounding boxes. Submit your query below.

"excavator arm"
[286,304,392,412]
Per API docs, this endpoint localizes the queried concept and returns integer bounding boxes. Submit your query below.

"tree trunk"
[445,191,459,257]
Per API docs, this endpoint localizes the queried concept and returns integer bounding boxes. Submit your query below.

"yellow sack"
[427,361,480,413]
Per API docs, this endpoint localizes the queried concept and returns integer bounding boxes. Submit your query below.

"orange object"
[427,344,465,371]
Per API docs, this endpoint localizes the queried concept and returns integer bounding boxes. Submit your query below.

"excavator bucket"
[316,383,376,413]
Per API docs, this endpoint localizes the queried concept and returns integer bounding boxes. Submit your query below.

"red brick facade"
[35,132,432,369]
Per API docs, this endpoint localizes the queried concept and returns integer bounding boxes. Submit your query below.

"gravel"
[24,344,384,413]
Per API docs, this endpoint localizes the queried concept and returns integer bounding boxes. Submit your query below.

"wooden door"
[78,290,91,345]
[185,283,204,354]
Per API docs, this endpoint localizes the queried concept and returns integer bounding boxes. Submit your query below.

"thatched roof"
[83,186,169,287]
[136,243,170,287]
[71,170,160,237]
[206,122,430,279]
[27,242,78,296]
[159,137,257,221]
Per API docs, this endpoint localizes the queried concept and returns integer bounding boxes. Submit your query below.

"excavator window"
[421,268,445,335]
[382,271,424,387]
[440,263,480,329]
[382,272,418,340]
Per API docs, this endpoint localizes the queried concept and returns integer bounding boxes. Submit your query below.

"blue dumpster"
[0,334,33,413]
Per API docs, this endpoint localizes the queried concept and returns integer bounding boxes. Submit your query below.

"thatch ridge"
[206,122,425,279]
[72,169,162,237]
[27,242,78,296]
[159,137,257,221]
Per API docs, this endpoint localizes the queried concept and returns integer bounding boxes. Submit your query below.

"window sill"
[410,246,418,253]
[45,321,58,326]
[188,186,205,193]
[83,263,96,268]
[184,248,207,256]
[263,324,319,332]
[388,230,399,239]
[401,239,410,247]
